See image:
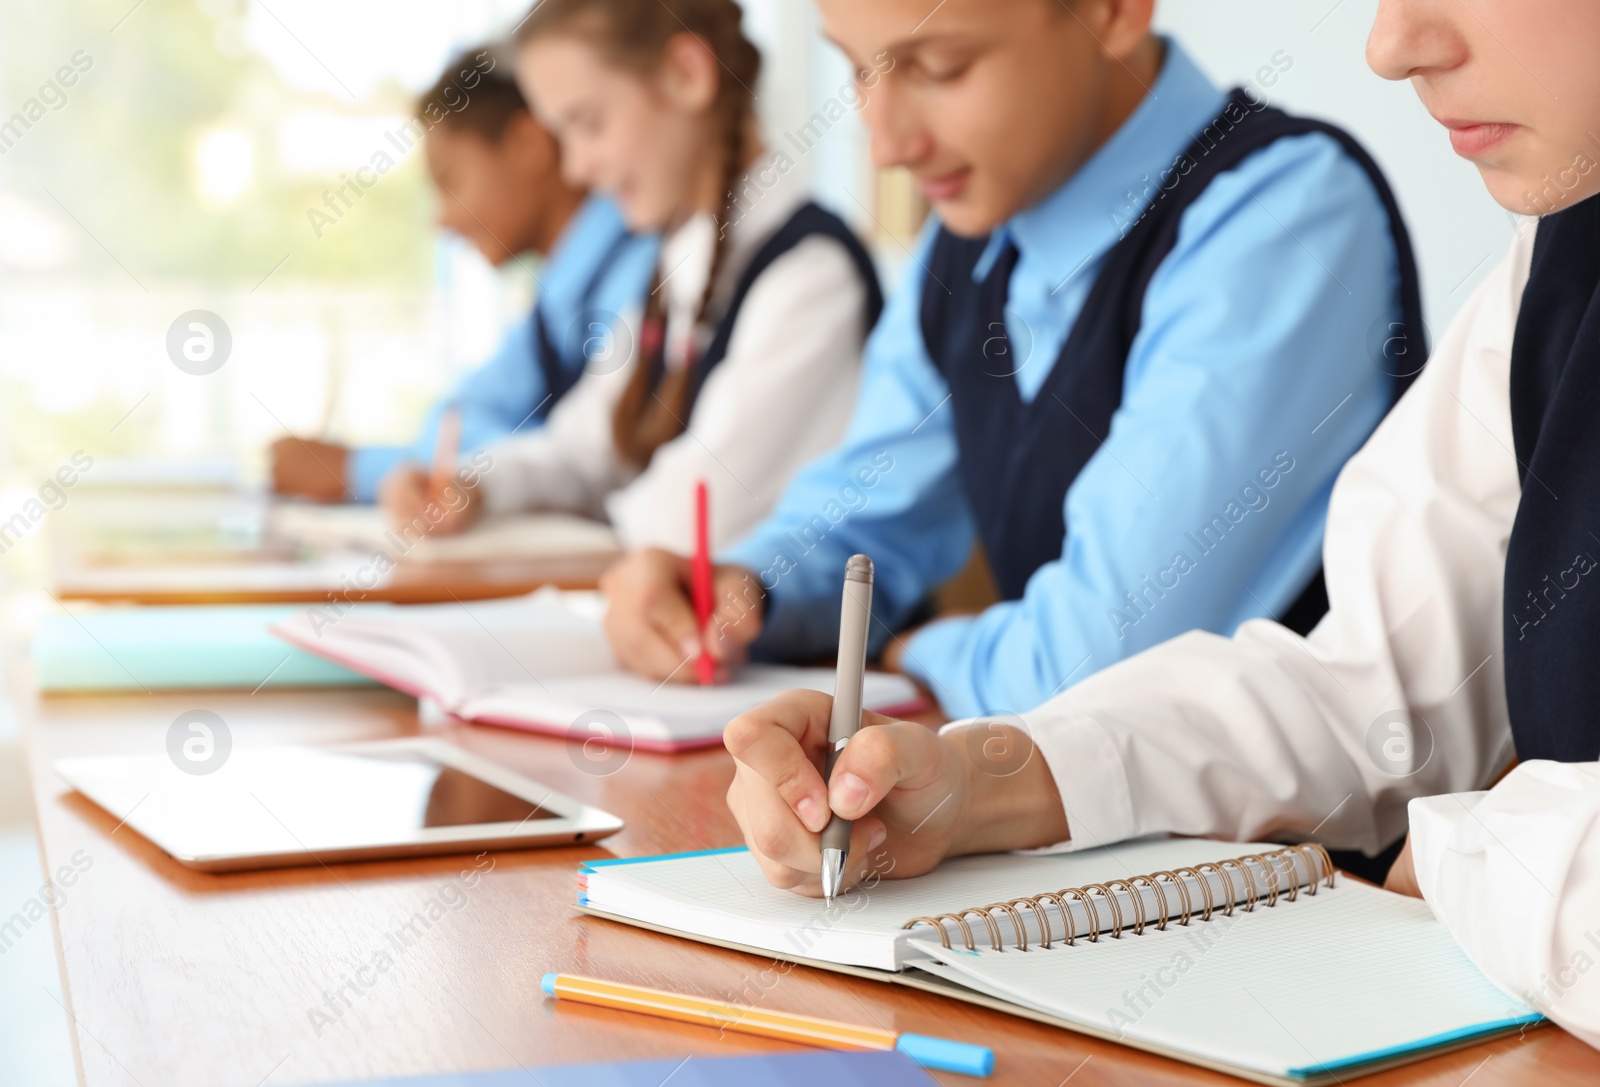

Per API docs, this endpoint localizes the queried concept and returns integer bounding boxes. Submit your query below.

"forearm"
[943,723,1070,856]
[477,369,629,517]
[724,440,971,660]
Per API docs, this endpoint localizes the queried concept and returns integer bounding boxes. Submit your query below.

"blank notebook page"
[915,880,1537,1079]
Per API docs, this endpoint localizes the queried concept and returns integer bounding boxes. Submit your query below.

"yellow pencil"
[541,972,994,1077]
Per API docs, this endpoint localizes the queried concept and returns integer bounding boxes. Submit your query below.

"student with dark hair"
[271,45,654,504]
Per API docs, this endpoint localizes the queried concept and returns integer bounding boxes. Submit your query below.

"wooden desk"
[50,551,617,606]
[47,491,617,604]
[19,679,1600,1086]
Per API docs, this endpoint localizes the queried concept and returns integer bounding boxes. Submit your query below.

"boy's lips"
[918,167,972,202]
[1440,120,1520,159]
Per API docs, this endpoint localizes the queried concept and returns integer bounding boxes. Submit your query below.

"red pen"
[692,480,714,685]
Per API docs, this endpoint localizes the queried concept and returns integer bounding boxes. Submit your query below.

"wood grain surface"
[49,552,616,606]
[15,677,1599,1087]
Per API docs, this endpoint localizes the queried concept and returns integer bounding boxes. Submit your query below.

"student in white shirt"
[381,0,881,553]
[716,0,1600,1050]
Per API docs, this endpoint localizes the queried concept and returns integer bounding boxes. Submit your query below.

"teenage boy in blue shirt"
[271,47,655,504]
[602,0,1423,719]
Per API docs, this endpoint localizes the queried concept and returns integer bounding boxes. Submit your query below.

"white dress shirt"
[946,224,1600,1046]
[477,154,869,552]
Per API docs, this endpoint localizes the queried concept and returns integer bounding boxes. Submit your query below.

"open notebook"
[273,591,924,751]
[269,505,620,564]
[577,839,1540,1084]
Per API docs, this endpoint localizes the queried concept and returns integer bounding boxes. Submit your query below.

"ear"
[1075,0,1157,61]
[655,30,723,113]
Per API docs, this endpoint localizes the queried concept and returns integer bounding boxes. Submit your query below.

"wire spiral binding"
[901,843,1336,953]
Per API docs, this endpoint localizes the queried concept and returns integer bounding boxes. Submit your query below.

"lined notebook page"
[581,839,1292,970]
[917,881,1537,1079]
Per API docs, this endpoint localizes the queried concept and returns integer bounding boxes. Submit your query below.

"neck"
[1096,36,1164,150]
[1026,35,1165,213]
[527,178,588,256]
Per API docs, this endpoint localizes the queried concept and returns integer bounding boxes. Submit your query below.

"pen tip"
[820,847,845,902]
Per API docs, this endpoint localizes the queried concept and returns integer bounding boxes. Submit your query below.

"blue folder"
[33,605,371,692]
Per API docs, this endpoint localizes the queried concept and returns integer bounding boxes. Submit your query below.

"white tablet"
[56,737,624,872]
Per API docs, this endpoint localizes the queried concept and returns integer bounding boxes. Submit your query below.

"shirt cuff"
[1408,790,1489,911]
[938,705,1137,856]
[901,616,977,717]
[347,445,408,504]
[476,452,529,516]
[719,536,822,661]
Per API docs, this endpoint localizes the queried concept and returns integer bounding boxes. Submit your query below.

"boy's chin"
[933,194,1010,240]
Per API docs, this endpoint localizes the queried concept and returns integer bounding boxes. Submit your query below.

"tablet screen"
[68,745,563,862]
[357,749,558,828]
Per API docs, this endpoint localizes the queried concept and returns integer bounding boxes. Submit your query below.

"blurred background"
[0,1,1512,1081]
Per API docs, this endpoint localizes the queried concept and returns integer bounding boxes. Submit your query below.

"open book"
[273,591,924,752]
[578,839,1540,1084]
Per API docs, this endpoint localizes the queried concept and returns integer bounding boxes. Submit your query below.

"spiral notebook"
[576,838,1541,1085]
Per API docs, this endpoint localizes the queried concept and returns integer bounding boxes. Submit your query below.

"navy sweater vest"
[1503,194,1600,761]
[917,88,1426,636]
[640,201,884,415]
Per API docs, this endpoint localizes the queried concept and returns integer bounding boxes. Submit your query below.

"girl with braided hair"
[428,0,882,557]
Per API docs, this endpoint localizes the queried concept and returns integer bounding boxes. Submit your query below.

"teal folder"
[34,605,372,692]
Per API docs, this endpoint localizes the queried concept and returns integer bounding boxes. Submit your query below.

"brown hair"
[417,47,529,142]
[515,0,762,468]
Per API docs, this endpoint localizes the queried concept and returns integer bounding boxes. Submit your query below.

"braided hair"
[515,0,762,468]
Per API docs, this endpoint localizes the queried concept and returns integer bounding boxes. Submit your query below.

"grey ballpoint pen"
[820,553,873,904]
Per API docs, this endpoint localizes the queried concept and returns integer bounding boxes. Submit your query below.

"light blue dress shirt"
[722,40,1403,719]
[348,196,658,501]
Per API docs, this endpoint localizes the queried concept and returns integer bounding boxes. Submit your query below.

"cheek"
[621,114,703,224]
[559,131,605,186]
[468,177,519,235]
[452,163,499,221]
[932,78,1051,232]
[1475,0,1600,208]
[940,40,1105,233]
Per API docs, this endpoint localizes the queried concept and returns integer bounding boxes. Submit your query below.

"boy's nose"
[1366,0,1463,83]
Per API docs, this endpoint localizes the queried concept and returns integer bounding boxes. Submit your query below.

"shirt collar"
[657,149,808,318]
[986,38,1228,289]
[540,195,623,308]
